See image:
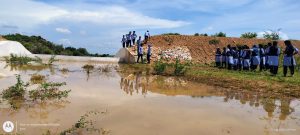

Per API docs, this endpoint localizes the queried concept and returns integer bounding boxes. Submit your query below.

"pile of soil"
[144,35,300,64]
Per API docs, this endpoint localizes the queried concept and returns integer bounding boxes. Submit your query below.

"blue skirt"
[268,56,279,66]
[283,56,296,66]
[251,56,260,65]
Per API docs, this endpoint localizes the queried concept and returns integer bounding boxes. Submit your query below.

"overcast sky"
[0,0,299,54]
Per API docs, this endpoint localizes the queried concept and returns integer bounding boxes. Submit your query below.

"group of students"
[215,40,299,77]
[121,30,152,63]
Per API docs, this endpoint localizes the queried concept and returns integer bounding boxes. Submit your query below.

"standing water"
[0,62,299,135]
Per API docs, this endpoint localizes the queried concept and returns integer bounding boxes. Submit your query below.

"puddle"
[0,61,299,135]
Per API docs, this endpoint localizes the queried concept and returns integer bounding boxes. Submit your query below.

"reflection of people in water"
[120,72,148,96]
[262,98,276,118]
[279,98,293,120]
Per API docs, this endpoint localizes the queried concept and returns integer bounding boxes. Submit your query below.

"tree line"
[2,34,112,57]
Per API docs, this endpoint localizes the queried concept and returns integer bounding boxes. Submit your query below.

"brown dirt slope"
[0,36,6,41]
[148,35,300,64]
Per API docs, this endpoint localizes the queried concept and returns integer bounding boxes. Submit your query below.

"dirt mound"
[145,35,300,63]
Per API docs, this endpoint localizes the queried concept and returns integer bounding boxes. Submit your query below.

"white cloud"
[0,0,189,30]
[58,38,71,46]
[55,27,72,34]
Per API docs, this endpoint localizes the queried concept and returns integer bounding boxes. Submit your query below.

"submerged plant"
[59,110,109,135]
[5,54,34,65]
[48,55,59,65]
[29,82,71,101]
[30,74,46,84]
[82,64,94,73]
[1,75,29,99]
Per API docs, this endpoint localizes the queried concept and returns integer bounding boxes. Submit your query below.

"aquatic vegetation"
[30,74,46,84]
[4,54,58,66]
[59,110,110,135]
[29,82,71,101]
[4,54,34,65]
[47,55,59,65]
[1,75,29,99]
[1,74,71,102]
[82,64,95,73]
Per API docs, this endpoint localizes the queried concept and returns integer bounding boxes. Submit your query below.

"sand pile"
[0,41,32,56]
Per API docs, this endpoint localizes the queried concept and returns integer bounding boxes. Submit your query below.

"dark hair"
[273,41,278,46]
[259,44,263,48]
[284,40,292,46]
[267,42,272,46]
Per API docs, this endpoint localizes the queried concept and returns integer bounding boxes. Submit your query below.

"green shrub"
[162,33,181,35]
[154,60,167,75]
[263,29,281,40]
[194,33,208,36]
[5,54,33,65]
[174,59,188,76]
[241,32,257,39]
[48,55,59,65]
[29,82,71,100]
[209,39,220,45]
[212,32,226,37]
[1,75,28,99]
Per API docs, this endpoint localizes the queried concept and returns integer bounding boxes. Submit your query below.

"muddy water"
[0,62,300,135]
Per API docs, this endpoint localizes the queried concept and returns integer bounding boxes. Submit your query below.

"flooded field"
[0,62,300,135]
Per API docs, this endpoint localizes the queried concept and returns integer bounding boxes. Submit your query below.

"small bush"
[48,55,59,65]
[263,29,281,40]
[174,59,188,76]
[1,75,28,99]
[29,82,71,101]
[5,54,33,65]
[241,32,257,39]
[162,33,181,35]
[212,32,226,37]
[194,33,200,36]
[154,60,167,75]
[209,39,220,45]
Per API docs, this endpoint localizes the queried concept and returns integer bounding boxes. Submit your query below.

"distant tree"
[200,33,208,36]
[263,29,281,40]
[194,33,200,36]
[162,33,181,35]
[2,33,112,57]
[212,32,226,37]
[241,32,257,39]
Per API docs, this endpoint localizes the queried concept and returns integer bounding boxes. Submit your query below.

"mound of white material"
[0,41,32,56]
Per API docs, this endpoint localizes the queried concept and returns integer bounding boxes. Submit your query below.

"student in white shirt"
[131,31,137,46]
[144,30,150,41]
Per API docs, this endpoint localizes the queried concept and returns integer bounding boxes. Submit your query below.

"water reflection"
[120,73,298,122]
[0,99,70,119]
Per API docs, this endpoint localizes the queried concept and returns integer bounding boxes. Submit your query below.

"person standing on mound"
[137,44,144,63]
[131,31,137,46]
[147,43,152,64]
[121,35,126,48]
[144,30,150,42]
